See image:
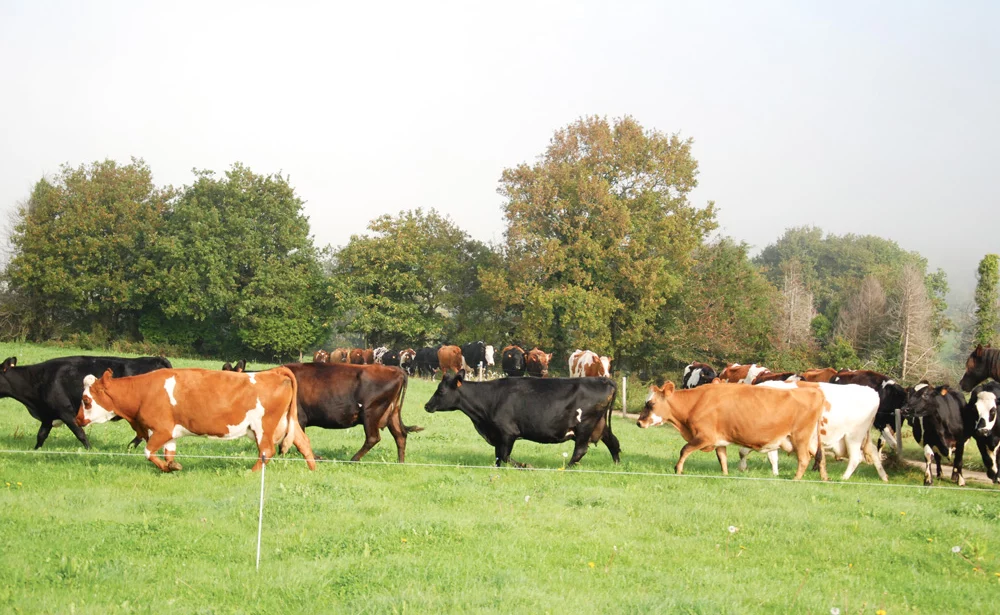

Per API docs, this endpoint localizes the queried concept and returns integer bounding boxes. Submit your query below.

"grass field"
[1,343,998,613]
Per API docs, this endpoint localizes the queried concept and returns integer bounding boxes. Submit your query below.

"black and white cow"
[372,346,390,365]
[0,355,172,449]
[832,370,907,453]
[423,369,620,466]
[413,346,441,377]
[966,382,1000,484]
[681,362,718,389]
[902,382,970,486]
[461,341,495,377]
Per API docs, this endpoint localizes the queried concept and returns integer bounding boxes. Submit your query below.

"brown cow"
[525,348,553,377]
[330,348,350,363]
[568,349,611,378]
[752,371,798,384]
[313,350,330,363]
[77,367,316,473]
[438,345,467,376]
[349,349,366,364]
[800,367,838,383]
[960,344,1000,392]
[718,363,770,384]
[637,381,827,480]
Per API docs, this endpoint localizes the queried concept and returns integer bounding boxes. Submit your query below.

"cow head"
[960,344,992,392]
[424,369,466,413]
[599,356,612,377]
[637,382,676,428]
[877,380,907,417]
[485,345,495,367]
[1,356,16,373]
[971,386,999,436]
[400,349,416,373]
[77,369,117,426]
[901,381,940,420]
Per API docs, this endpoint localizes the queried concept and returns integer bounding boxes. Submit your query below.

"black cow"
[461,341,495,377]
[423,369,620,467]
[379,348,415,375]
[902,382,970,486]
[501,345,526,377]
[960,344,1000,392]
[414,346,440,377]
[0,355,172,449]
[681,362,718,389]
[966,382,1000,484]
[833,370,907,452]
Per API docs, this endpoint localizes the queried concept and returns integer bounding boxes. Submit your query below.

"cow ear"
[222,362,233,371]
[83,374,97,388]
[1,357,15,372]
[663,381,676,394]
[975,344,984,356]
[101,368,114,381]
[236,359,246,372]
[456,369,466,382]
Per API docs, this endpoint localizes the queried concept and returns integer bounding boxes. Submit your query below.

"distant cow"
[681,362,718,389]
[752,371,800,384]
[637,381,827,479]
[800,367,839,383]
[568,349,611,378]
[833,370,906,452]
[902,382,969,486]
[960,344,1000,392]
[0,355,171,449]
[330,348,350,363]
[752,381,888,481]
[967,382,1000,483]
[381,348,416,375]
[350,348,374,365]
[424,370,620,466]
[461,342,495,376]
[719,363,769,384]
[414,347,441,377]
[373,347,390,365]
[525,348,553,378]
[77,367,316,472]
[501,346,526,377]
[438,345,468,376]
[313,350,330,363]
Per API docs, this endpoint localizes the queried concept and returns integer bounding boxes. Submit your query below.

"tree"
[836,275,888,360]
[149,164,331,358]
[890,263,935,380]
[778,259,815,348]
[3,159,172,340]
[334,209,494,346]
[973,254,999,346]
[490,115,716,368]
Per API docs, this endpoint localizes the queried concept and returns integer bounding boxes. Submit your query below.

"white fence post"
[894,408,903,457]
[621,376,628,417]
[256,457,267,571]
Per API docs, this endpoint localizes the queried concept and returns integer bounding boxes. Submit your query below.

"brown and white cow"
[568,349,611,378]
[313,350,330,363]
[718,363,770,384]
[525,347,553,378]
[637,381,827,479]
[438,345,467,376]
[77,367,316,473]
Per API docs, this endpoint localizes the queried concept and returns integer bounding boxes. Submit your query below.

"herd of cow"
[0,343,998,487]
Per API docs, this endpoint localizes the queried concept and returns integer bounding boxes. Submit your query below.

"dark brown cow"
[77,367,317,472]
[313,350,330,363]
[960,344,1000,392]
[752,371,798,384]
[832,370,890,388]
[349,348,366,364]
[800,367,838,383]
[525,347,553,377]
[438,345,467,376]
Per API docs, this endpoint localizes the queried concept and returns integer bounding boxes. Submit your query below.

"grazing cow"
[967,382,1000,483]
[960,344,1000,392]
[77,367,316,472]
[414,347,440,377]
[902,382,969,486]
[373,346,390,365]
[750,381,888,481]
[752,371,800,384]
[461,341,496,377]
[833,370,907,452]
[438,345,468,376]
[568,349,611,378]
[0,355,171,449]
[424,370,620,466]
[313,350,330,363]
[525,347,553,377]
[718,363,769,384]
[330,348,350,363]
[800,367,839,383]
[637,381,827,479]
[501,346,526,377]
[681,362,718,389]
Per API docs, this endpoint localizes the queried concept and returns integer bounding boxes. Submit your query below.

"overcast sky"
[1,1,996,301]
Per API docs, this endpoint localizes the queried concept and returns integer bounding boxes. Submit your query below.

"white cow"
[740,381,888,481]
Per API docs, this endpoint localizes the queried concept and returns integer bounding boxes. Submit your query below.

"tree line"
[2,117,997,380]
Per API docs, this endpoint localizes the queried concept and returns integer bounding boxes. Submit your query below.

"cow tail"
[814,398,828,475]
[397,371,422,434]
[280,368,300,455]
[606,380,619,430]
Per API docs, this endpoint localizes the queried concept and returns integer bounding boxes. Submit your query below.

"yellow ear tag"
[940,389,947,396]
[456,381,462,388]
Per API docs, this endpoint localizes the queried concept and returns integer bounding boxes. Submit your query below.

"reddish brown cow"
[752,371,798,384]
[637,381,827,479]
[313,350,330,363]
[525,348,553,377]
[77,367,316,473]
[330,348,350,363]
[438,345,467,376]
[800,367,838,383]
[349,348,366,364]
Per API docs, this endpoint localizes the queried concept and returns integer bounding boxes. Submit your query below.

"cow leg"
[864,437,889,482]
[494,438,516,467]
[737,447,750,472]
[599,423,621,464]
[164,440,182,472]
[675,438,711,474]
[951,440,966,487]
[568,434,591,466]
[881,426,898,452]
[923,444,935,486]
[934,452,943,479]
[715,447,729,475]
[63,416,92,450]
[386,410,408,463]
[351,413,382,462]
[975,438,998,482]
[34,421,54,449]
[290,428,318,470]
[842,445,864,481]
[144,432,174,472]
[767,450,780,476]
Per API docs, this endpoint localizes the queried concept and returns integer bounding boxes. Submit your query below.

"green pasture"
[0,343,998,614]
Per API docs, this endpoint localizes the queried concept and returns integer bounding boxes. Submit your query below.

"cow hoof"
[167,461,183,472]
